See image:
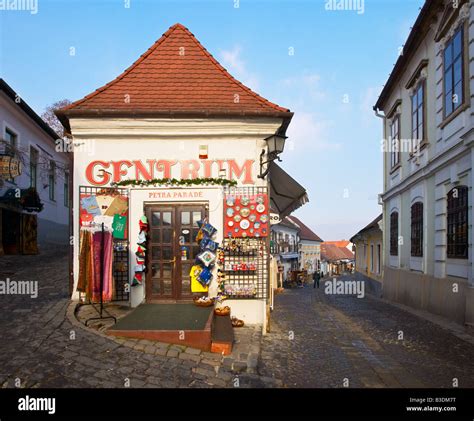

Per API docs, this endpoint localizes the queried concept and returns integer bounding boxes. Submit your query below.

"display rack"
[221,237,268,299]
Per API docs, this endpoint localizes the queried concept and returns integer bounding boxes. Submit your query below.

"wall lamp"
[258,134,287,179]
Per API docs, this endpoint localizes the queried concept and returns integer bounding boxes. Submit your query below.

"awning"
[269,162,309,218]
[280,252,299,260]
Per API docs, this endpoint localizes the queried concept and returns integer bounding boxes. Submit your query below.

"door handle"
[162,257,176,264]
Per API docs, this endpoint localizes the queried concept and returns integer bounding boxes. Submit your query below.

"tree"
[41,99,71,138]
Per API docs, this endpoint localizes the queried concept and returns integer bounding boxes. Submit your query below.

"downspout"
[374,106,386,285]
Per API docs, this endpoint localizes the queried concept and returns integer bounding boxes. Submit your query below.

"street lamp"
[258,134,287,179]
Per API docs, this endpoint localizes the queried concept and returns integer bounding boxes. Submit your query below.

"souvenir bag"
[190,265,208,292]
[197,250,216,267]
[200,237,219,252]
[198,266,213,286]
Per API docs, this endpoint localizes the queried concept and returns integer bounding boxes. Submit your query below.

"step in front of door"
[211,314,234,355]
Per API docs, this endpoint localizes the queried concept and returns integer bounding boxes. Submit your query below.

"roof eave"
[373,0,440,111]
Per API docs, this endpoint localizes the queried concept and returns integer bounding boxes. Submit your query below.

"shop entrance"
[145,204,206,302]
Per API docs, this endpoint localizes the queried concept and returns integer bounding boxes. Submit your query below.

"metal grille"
[447,186,468,259]
[79,185,130,302]
[222,237,268,299]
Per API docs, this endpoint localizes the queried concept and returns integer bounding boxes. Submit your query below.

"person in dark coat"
[313,270,321,288]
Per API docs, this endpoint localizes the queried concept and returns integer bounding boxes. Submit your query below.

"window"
[370,245,374,272]
[447,186,468,259]
[377,244,381,274]
[411,82,424,148]
[390,212,399,256]
[390,116,400,168]
[49,160,56,201]
[64,171,69,207]
[411,202,423,257]
[4,127,17,155]
[30,147,38,189]
[443,27,464,117]
[4,128,18,182]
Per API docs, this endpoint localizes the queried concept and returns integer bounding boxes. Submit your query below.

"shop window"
[443,27,464,118]
[411,82,425,148]
[390,116,400,168]
[390,211,399,256]
[30,147,38,189]
[48,160,55,201]
[411,202,423,257]
[447,186,468,259]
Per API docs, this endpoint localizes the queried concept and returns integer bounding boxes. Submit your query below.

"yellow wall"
[354,229,383,282]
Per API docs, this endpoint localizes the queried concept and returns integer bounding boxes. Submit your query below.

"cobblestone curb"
[66,301,272,384]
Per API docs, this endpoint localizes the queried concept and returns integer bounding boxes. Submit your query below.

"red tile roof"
[321,243,354,262]
[59,23,292,120]
[286,215,323,242]
[323,240,351,249]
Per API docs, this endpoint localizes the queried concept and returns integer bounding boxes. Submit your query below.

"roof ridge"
[61,23,289,114]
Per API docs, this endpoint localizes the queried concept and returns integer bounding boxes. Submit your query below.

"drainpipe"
[373,106,386,284]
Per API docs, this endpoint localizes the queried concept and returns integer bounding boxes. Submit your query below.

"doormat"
[108,303,212,331]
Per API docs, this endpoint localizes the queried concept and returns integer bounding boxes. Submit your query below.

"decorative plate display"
[240,208,250,218]
[240,219,250,230]
[223,193,269,238]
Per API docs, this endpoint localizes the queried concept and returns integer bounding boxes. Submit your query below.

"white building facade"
[375,0,474,325]
[0,79,70,254]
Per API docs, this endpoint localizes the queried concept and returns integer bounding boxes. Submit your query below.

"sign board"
[270,213,281,225]
[0,156,22,179]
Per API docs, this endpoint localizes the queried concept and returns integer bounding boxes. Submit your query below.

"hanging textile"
[91,229,114,303]
[77,229,93,294]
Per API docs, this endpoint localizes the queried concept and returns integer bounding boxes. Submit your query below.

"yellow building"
[350,214,383,297]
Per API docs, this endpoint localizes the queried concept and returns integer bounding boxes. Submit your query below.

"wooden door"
[145,204,206,302]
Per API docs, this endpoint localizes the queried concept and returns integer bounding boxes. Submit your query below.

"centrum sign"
[85,159,255,186]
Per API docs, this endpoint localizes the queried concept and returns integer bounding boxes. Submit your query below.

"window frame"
[29,146,39,189]
[410,202,424,257]
[411,81,426,150]
[390,115,400,169]
[48,160,56,201]
[443,26,465,119]
[64,171,69,207]
[447,186,468,259]
[390,211,399,256]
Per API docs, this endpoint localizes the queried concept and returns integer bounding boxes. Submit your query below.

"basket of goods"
[193,296,215,307]
[214,306,231,316]
[231,316,244,328]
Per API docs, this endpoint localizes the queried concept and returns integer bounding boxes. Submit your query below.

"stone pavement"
[259,275,474,388]
[0,247,275,388]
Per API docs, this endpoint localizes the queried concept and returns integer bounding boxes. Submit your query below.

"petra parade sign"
[85,159,255,186]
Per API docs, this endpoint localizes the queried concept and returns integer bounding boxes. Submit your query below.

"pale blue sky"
[0,0,424,240]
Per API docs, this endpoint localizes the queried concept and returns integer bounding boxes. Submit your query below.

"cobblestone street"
[0,248,271,389]
[260,278,474,388]
[2,249,474,389]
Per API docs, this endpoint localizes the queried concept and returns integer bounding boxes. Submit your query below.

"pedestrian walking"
[313,270,321,289]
